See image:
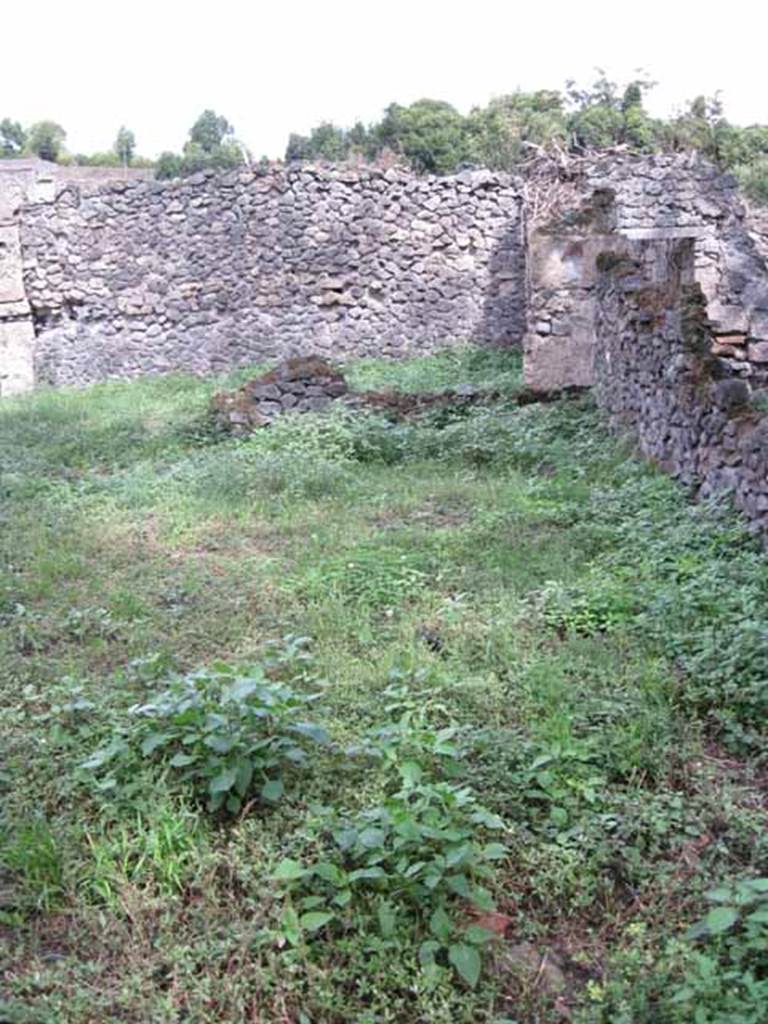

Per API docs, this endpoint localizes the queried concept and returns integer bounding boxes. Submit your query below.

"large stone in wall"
[523,232,620,391]
[0,319,35,395]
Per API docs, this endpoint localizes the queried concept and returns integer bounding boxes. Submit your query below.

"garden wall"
[594,236,768,535]
[17,166,525,387]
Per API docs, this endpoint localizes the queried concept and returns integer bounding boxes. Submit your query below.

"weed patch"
[1,347,767,1022]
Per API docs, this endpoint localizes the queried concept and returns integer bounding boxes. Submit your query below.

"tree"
[285,121,372,164]
[565,71,660,153]
[155,110,244,180]
[374,99,471,174]
[467,91,567,169]
[0,119,26,158]
[155,151,184,180]
[285,122,348,162]
[285,133,311,162]
[663,94,732,162]
[189,110,233,154]
[26,121,66,162]
[114,126,136,166]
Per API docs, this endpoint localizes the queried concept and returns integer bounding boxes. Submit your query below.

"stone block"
[249,383,281,400]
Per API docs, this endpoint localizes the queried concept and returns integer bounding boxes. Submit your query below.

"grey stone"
[249,383,281,400]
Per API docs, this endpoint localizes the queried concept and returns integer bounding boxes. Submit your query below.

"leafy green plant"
[537,573,638,636]
[663,879,768,1022]
[275,776,505,986]
[273,686,507,988]
[510,738,609,833]
[687,878,768,944]
[358,673,466,773]
[82,658,330,813]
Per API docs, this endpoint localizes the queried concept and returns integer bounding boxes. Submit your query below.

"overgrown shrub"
[82,647,329,813]
[273,681,507,988]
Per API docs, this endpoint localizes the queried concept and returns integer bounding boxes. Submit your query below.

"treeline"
[3,75,768,201]
[286,74,768,202]
[0,119,154,169]
[0,112,245,177]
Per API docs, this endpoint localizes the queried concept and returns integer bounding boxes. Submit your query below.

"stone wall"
[0,160,157,396]
[18,166,524,387]
[524,153,768,391]
[4,153,768,400]
[594,236,768,535]
[747,203,768,265]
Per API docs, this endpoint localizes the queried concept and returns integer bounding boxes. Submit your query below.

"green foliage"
[189,109,234,153]
[155,150,183,179]
[281,70,768,195]
[26,120,66,162]
[0,117,26,157]
[290,543,430,609]
[537,572,639,636]
[565,71,660,152]
[285,122,358,162]
[82,644,329,813]
[346,344,523,395]
[113,125,135,165]
[674,879,768,1020]
[80,799,205,907]
[735,157,768,205]
[70,150,121,167]
[375,99,472,174]
[466,90,567,169]
[155,108,244,180]
[3,349,768,1020]
[274,690,505,987]
[586,881,768,1022]
[1,818,65,910]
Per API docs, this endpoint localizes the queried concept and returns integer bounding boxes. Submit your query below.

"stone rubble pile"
[209,356,580,436]
[210,357,348,434]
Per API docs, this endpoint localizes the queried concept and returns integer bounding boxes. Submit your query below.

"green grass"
[1,347,767,1023]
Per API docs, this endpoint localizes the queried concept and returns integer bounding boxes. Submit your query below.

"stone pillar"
[523,229,623,392]
[0,179,35,396]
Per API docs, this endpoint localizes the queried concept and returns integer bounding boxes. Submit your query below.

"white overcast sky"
[2,0,766,159]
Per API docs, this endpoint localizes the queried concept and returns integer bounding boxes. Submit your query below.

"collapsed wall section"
[524,153,768,391]
[594,237,768,535]
[19,166,525,387]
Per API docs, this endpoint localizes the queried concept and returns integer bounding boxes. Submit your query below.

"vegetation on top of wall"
[285,73,768,203]
[3,74,768,199]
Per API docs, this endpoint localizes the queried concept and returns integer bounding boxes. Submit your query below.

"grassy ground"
[1,346,767,1023]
